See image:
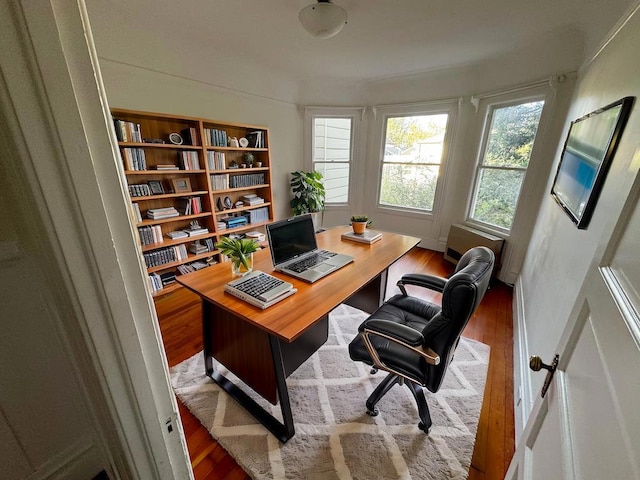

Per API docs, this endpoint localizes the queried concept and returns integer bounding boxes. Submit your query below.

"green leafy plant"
[350,215,373,227]
[290,170,326,215]
[215,236,258,271]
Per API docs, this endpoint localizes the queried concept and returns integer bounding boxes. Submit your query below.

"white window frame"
[374,101,458,217]
[467,93,547,235]
[304,107,362,208]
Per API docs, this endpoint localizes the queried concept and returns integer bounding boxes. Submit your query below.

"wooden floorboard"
[157,247,515,479]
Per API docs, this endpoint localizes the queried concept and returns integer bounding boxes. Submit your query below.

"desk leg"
[202,300,214,376]
[201,301,295,443]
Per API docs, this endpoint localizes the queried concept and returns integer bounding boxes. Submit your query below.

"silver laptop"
[266,214,354,283]
[225,270,296,309]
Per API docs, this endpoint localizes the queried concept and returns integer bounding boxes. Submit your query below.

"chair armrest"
[360,319,441,368]
[397,273,447,295]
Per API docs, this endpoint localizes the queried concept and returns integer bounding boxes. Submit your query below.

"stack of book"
[188,242,208,255]
[147,207,179,220]
[165,230,189,240]
[245,231,266,242]
[225,216,248,228]
[242,194,265,205]
[186,226,209,237]
[156,164,179,171]
[216,221,227,231]
[160,271,176,286]
[341,229,383,245]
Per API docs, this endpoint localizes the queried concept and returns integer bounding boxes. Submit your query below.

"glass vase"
[231,253,253,277]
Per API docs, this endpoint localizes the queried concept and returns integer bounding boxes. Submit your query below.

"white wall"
[514,4,640,436]
[99,60,302,222]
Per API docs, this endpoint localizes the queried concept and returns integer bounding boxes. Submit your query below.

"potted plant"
[290,170,326,231]
[350,215,372,234]
[215,236,259,276]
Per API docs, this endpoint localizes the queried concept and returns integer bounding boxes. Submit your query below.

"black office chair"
[348,246,494,433]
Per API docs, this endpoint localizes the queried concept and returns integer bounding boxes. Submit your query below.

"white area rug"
[170,304,490,479]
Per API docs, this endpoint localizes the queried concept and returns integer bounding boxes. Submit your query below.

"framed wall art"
[550,96,634,229]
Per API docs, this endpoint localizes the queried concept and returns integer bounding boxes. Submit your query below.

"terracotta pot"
[351,221,367,234]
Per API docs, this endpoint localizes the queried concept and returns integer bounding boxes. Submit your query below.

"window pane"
[384,114,448,165]
[472,168,525,229]
[313,117,352,203]
[483,101,544,168]
[314,162,350,203]
[380,113,448,212]
[379,164,439,211]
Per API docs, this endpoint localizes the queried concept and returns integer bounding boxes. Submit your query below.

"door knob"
[529,354,559,398]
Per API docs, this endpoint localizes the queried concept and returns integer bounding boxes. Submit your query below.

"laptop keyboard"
[288,250,336,273]
[233,272,285,299]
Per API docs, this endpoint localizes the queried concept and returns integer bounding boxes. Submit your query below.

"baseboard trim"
[513,277,533,442]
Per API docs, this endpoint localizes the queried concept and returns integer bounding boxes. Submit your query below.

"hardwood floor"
[156,247,515,479]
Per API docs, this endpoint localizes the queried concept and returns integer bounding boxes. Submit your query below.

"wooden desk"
[177,226,420,442]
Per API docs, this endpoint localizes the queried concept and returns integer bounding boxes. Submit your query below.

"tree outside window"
[313,117,352,203]
[470,100,544,230]
[379,114,449,211]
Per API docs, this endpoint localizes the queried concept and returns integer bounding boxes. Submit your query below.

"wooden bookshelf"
[111,108,274,296]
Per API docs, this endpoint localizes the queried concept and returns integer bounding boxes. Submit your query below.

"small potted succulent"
[350,215,372,235]
[215,236,259,276]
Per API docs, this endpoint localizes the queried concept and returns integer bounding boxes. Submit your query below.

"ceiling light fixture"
[299,0,347,39]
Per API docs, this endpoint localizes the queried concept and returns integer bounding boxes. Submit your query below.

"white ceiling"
[85,0,634,102]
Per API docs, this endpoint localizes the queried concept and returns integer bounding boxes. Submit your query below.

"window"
[379,113,449,212]
[312,117,352,203]
[469,100,545,231]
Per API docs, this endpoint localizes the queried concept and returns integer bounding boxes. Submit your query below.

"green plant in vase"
[350,215,373,234]
[215,236,259,276]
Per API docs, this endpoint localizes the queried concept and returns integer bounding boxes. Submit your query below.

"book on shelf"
[113,118,142,143]
[176,196,201,215]
[207,151,226,170]
[186,228,209,236]
[178,151,200,170]
[147,207,180,219]
[180,127,199,146]
[156,164,179,170]
[189,242,209,255]
[160,271,176,286]
[245,130,264,148]
[242,194,265,205]
[245,230,266,242]
[166,230,188,240]
[131,203,142,223]
[341,229,383,245]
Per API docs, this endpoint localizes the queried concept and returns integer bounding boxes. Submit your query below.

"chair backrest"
[421,246,494,392]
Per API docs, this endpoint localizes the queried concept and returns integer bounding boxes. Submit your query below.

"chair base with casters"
[348,246,495,434]
[365,372,433,433]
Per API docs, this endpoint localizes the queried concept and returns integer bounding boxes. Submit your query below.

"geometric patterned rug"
[170,304,490,479]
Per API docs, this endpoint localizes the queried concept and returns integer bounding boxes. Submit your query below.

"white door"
[506,182,640,479]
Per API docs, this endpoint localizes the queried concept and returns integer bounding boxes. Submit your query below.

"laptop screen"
[266,214,318,266]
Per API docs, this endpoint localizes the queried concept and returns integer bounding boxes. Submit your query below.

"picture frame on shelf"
[550,96,634,229]
[171,177,192,193]
[148,180,165,195]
